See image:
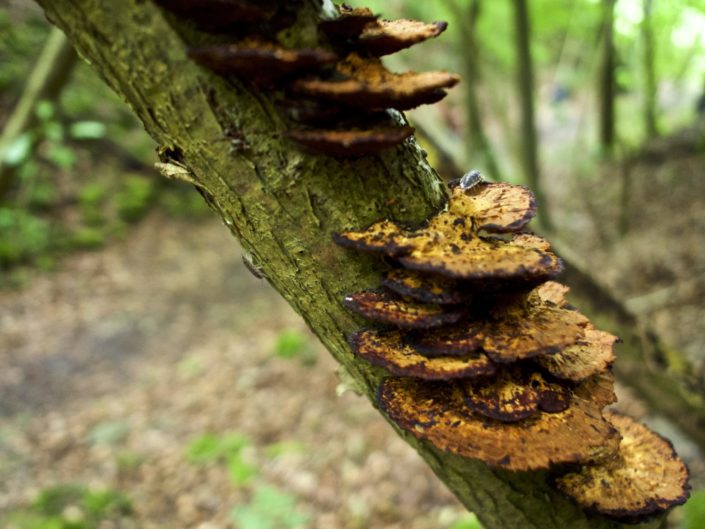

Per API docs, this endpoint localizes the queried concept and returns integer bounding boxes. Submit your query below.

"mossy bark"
[32,1,665,528]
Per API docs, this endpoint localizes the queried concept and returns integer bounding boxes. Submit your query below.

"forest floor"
[1,144,705,527]
[0,212,471,529]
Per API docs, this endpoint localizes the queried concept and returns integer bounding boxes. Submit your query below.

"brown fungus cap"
[535,327,617,382]
[377,376,621,471]
[381,269,470,305]
[286,126,414,157]
[350,329,495,380]
[189,40,338,84]
[409,292,587,362]
[319,6,379,39]
[334,214,562,282]
[357,19,448,56]
[555,412,690,523]
[448,182,537,233]
[343,289,467,329]
[293,54,459,111]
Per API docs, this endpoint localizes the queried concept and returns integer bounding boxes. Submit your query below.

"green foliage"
[186,432,258,487]
[0,208,51,267]
[5,484,132,529]
[684,488,705,529]
[115,175,156,223]
[186,432,251,463]
[78,181,108,226]
[230,486,309,529]
[272,329,316,365]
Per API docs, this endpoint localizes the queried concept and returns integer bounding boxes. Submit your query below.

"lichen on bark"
[31,1,665,528]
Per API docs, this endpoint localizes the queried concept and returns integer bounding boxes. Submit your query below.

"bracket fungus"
[535,327,617,382]
[448,181,537,233]
[343,289,467,329]
[188,40,338,84]
[293,54,460,111]
[285,126,414,157]
[555,412,690,522]
[350,329,495,380]
[377,376,620,471]
[356,19,448,56]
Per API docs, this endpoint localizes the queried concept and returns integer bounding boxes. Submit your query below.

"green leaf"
[47,144,76,169]
[43,121,64,142]
[186,432,251,463]
[230,486,308,529]
[69,121,107,140]
[226,453,258,487]
[35,100,54,121]
[2,133,32,166]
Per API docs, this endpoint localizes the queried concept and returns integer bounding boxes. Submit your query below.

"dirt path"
[0,213,464,528]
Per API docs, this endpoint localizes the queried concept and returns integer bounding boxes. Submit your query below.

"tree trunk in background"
[511,0,553,232]
[641,0,659,139]
[30,1,667,528]
[598,0,616,158]
[0,28,79,201]
[444,0,502,180]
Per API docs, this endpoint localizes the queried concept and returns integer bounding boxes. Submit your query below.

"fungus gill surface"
[555,412,690,522]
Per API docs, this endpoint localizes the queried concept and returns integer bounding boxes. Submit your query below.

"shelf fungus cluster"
[336,178,690,522]
[155,1,458,156]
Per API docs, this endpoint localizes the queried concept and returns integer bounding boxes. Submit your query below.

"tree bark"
[598,0,617,158]
[31,1,665,528]
[511,0,553,232]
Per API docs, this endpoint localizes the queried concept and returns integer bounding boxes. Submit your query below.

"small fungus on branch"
[535,327,617,382]
[285,126,414,157]
[293,54,460,111]
[343,289,467,329]
[350,329,495,380]
[377,376,620,471]
[356,19,448,56]
[555,412,690,523]
[335,213,562,282]
[448,182,537,233]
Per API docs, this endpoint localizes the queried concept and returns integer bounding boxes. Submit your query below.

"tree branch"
[31,1,664,527]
